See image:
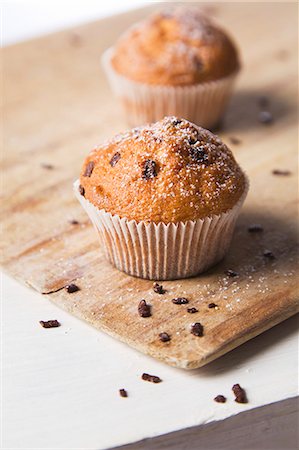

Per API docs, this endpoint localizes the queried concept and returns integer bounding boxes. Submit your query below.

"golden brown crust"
[111,7,240,86]
[79,117,246,224]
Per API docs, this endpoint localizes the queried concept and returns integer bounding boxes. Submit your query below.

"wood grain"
[2,2,298,368]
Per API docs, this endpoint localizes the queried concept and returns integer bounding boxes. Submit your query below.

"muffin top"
[111,7,240,86]
[79,117,246,224]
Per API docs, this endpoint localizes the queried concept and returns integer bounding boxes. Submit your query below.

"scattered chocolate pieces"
[191,322,204,337]
[171,118,182,126]
[138,299,151,318]
[229,136,241,145]
[41,163,54,170]
[109,152,121,167]
[172,297,189,305]
[258,111,273,125]
[208,303,218,309]
[69,219,80,225]
[65,283,80,293]
[142,159,157,179]
[187,307,198,314]
[153,282,166,294]
[159,332,171,342]
[189,145,209,164]
[214,395,226,403]
[248,224,263,233]
[78,185,85,196]
[272,169,291,176]
[39,320,60,328]
[225,269,239,278]
[232,384,248,403]
[142,373,162,383]
[119,389,128,398]
[83,161,94,177]
[263,250,275,260]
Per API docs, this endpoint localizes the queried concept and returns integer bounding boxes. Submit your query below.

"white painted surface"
[2,271,298,449]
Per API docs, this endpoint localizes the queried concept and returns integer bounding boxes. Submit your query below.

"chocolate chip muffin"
[102,7,240,128]
[75,117,248,280]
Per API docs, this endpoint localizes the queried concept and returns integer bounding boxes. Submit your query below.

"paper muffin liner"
[101,47,239,129]
[74,178,249,280]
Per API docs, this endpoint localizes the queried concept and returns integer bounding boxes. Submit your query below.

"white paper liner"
[101,47,239,129]
[74,178,249,280]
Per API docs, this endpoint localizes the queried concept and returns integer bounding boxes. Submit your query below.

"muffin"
[102,7,240,129]
[75,116,248,280]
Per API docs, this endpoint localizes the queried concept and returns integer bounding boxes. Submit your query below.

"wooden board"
[2,2,298,369]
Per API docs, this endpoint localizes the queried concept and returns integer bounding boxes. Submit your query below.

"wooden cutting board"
[2,2,298,369]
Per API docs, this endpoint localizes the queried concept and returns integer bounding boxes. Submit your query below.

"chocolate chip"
[171,118,182,126]
[109,152,121,167]
[191,322,204,337]
[79,185,85,196]
[263,250,275,260]
[208,303,218,309]
[248,224,263,233]
[172,297,189,305]
[232,384,248,403]
[141,373,162,383]
[272,169,291,176]
[159,332,171,342]
[83,161,94,177]
[119,389,128,398]
[65,283,80,293]
[229,136,242,145]
[214,395,226,403]
[225,269,239,278]
[189,145,209,164]
[153,282,166,294]
[138,299,151,318]
[39,320,60,328]
[258,111,273,125]
[187,307,198,314]
[69,219,80,225]
[142,159,157,180]
[41,163,54,170]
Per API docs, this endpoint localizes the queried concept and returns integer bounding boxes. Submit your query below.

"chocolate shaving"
[191,322,204,337]
[272,169,291,176]
[258,111,273,125]
[153,282,166,294]
[138,299,151,318]
[119,389,128,398]
[208,303,218,309]
[225,269,239,278]
[263,250,275,260]
[187,307,198,314]
[159,332,171,342]
[79,185,85,196]
[142,159,157,180]
[172,297,189,305]
[248,224,263,233]
[83,161,94,177]
[141,373,162,383]
[65,283,80,293]
[109,152,121,167]
[232,384,248,403]
[39,320,60,328]
[214,395,226,403]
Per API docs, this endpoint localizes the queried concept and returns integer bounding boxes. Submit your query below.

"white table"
[2,272,298,449]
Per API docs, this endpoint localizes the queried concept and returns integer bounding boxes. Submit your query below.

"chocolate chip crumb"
[272,169,291,176]
[248,224,263,233]
[159,332,171,342]
[191,322,204,337]
[214,395,226,403]
[141,373,162,383]
[69,219,80,225]
[232,384,248,403]
[187,307,198,314]
[119,389,128,398]
[79,185,85,196]
[142,159,157,179]
[225,269,239,278]
[65,283,80,293]
[41,163,54,170]
[39,320,60,328]
[109,152,121,167]
[138,299,151,318]
[258,111,273,125]
[172,297,189,305]
[153,282,166,294]
[83,161,94,177]
[208,303,218,309]
[229,136,242,145]
[263,250,275,260]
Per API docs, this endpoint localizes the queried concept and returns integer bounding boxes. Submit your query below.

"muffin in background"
[75,117,248,280]
[102,7,240,129]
